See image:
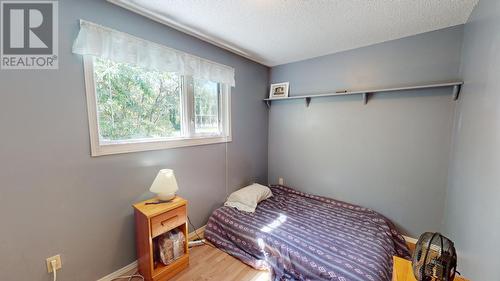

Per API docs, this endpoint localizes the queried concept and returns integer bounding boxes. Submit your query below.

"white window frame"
[83,56,232,157]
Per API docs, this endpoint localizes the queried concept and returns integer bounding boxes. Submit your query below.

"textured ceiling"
[110,0,478,66]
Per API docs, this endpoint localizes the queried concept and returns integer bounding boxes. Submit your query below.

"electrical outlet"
[46,255,62,273]
[278,177,284,185]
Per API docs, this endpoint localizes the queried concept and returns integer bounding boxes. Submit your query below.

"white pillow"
[224,183,273,213]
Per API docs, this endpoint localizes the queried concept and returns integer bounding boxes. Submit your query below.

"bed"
[205,185,410,281]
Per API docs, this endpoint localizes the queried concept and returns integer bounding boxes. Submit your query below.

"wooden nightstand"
[133,196,189,281]
[392,256,469,281]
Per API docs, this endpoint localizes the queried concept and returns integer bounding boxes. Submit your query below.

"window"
[194,79,221,135]
[84,57,231,156]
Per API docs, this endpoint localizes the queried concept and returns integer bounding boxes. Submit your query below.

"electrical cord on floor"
[187,216,214,248]
[110,271,144,281]
[50,260,57,281]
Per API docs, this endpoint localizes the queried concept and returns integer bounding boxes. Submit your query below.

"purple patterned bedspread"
[205,185,410,281]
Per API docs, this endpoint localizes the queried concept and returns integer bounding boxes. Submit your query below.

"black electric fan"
[411,232,457,281]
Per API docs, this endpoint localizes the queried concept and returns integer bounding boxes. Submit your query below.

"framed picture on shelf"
[269,82,289,99]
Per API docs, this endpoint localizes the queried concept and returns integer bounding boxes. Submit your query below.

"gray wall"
[269,26,464,236]
[0,0,268,280]
[443,0,500,279]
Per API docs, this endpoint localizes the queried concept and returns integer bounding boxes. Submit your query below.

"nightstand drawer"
[151,205,186,238]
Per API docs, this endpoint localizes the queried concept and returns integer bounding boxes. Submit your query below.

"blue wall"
[269,26,464,236]
[443,0,500,279]
[0,0,269,280]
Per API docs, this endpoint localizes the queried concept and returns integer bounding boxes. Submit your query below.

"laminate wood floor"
[170,244,271,281]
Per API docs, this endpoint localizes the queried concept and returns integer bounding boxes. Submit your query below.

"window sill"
[91,135,232,157]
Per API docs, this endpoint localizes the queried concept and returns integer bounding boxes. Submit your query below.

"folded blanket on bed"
[205,185,410,281]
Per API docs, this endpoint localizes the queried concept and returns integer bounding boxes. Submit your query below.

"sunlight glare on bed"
[257,238,265,250]
[260,214,287,233]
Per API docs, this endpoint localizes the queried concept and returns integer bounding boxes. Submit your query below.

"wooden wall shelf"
[263,81,463,108]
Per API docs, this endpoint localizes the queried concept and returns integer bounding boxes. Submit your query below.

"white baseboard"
[96,225,206,280]
[96,260,138,281]
[187,225,206,241]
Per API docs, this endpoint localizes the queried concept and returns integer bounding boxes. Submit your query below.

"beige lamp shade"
[150,169,179,201]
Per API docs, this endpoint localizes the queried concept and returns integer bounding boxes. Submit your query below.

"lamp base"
[145,195,176,205]
[157,193,176,201]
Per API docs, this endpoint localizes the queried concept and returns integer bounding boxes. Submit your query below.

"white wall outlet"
[278,177,284,185]
[46,254,62,273]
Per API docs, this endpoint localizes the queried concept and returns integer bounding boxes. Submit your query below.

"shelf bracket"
[265,100,271,109]
[362,93,370,105]
[452,85,461,101]
[305,97,312,107]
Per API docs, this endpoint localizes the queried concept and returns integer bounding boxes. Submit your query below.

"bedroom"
[0,0,498,281]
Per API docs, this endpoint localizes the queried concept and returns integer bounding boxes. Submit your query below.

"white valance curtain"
[72,20,236,87]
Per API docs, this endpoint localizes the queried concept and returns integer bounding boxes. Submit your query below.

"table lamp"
[149,169,179,201]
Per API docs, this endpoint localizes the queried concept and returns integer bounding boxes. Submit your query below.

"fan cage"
[411,232,457,281]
